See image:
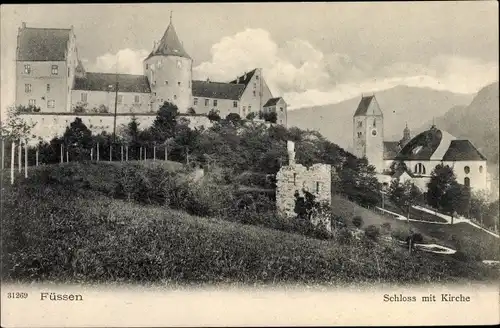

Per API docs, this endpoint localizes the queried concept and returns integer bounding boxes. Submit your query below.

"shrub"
[381,222,392,234]
[187,107,196,115]
[337,228,353,244]
[364,225,380,241]
[391,228,410,242]
[352,215,364,228]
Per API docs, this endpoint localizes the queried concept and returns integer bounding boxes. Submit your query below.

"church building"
[353,95,489,192]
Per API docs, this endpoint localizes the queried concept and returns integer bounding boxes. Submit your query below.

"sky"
[1,2,498,117]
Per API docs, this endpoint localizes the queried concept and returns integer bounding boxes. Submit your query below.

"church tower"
[353,94,384,172]
[143,13,192,113]
[400,122,411,148]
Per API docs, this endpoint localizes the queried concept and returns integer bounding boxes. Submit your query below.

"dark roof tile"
[17,27,71,61]
[263,97,283,107]
[383,141,401,160]
[146,22,190,60]
[442,140,487,161]
[192,80,245,100]
[354,95,374,116]
[73,72,151,93]
[229,68,257,86]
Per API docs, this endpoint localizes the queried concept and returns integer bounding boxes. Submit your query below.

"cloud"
[84,29,498,110]
[193,28,498,109]
[85,48,149,74]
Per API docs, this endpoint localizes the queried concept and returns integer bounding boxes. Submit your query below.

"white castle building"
[14,18,287,141]
[353,95,490,193]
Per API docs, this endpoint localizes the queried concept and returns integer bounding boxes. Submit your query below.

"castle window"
[178,82,181,86]
[373,119,376,127]
[479,166,484,173]
[280,107,283,112]
[28,99,36,106]
[134,95,140,103]
[233,101,238,108]
[51,65,58,75]
[194,98,198,105]
[47,100,55,108]
[464,177,470,188]
[293,173,297,186]
[414,163,426,175]
[25,84,32,93]
[68,67,70,77]
[256,75,259,80]
[357,121,363,128]
[357,131,362,138]
[253,90,256,96]
[464,166,470,174]
[146,64,149,69]
[117,95,123,104]
[24,64,31,74]
[174,95,177,100]
[248,105,252,112]
[81,92,87,102]
[46,84,50,92]
[177,60,182,68]
[165,81,169,85]
[316,182,320,193]
[213,99,218,107]
[253,83,256,88]
[204,99,209,106]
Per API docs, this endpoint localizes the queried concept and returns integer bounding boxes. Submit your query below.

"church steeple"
[400,122,411,147]
[145,13,191,60]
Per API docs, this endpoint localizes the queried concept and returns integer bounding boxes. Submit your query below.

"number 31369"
[7,292,28,299]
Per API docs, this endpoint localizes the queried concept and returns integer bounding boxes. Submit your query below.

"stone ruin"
[276,140,332,231]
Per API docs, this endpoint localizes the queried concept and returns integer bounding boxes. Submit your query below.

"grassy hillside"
[1,162,499,285]
[331,195,499,260]
[287,85,473,151]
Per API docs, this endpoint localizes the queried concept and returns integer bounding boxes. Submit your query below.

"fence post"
[90,147,93,161]
[153,145,156,161]
[1,138,4,170]
[36,147,39,166]
[164,145,167,161]
[18,141,22,172]
[97,142,100,161]
[60,143,64,164]
[66,150,69,163]
[11,141,15,185]
[121,144,124,161]
[109,144,112,162]
[24,141,28,178]
[139,147,142,161]
[144,147,147,161]
[125,145,129,161]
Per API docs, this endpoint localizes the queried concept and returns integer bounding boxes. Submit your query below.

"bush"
[381,222,392,234]
[352,215,364,228]
[337,228,353,244]
[391,228,410,242]
[364,225,380,241]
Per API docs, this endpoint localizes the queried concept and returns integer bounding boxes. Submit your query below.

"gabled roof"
[395,126,447,161]
[192,80,246,100]
[229,68,258,86]
[442,140,487,161]
[263,97,283,107]
[354,95,383,117]
[73,72,151,93]
[383,141,401,160]
[17,27,71,61]
[145,22,191,60]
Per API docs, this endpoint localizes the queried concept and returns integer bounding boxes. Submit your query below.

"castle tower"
[353,94,384,172]
[143,12,192,112]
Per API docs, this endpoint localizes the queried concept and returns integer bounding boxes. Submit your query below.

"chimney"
[21,22,26,29]
[287,140,295,166]
[243,72,247,80]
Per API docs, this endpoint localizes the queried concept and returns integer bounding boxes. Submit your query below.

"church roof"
[17,27,71,61]
[263,97,283,107]
[73,72,151,93]
[383,141,401,160]
[229,68,258,86]
[442,140,487,161]
[393,126,486,162]
[145,21,191,60]
[192,80,246,100]
[354,95,376,116]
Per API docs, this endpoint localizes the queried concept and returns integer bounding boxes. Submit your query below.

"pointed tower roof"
[145,14,191,60]
[354,94,383,117]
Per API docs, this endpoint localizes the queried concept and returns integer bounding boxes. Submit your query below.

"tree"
[442,182,470,223]
[226,113,242,123]
[62,118,93,161]
[427,164,457,210]
[263,111,277,123]
[352,216,364,228]
[187,107,196,115]
[207,109,221,122]
[0,106,37,141]
[151,102,179,142]
[246,112,257,120]
[388,179,423,221]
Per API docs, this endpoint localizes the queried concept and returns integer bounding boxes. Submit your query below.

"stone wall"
[276,162,332,218]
